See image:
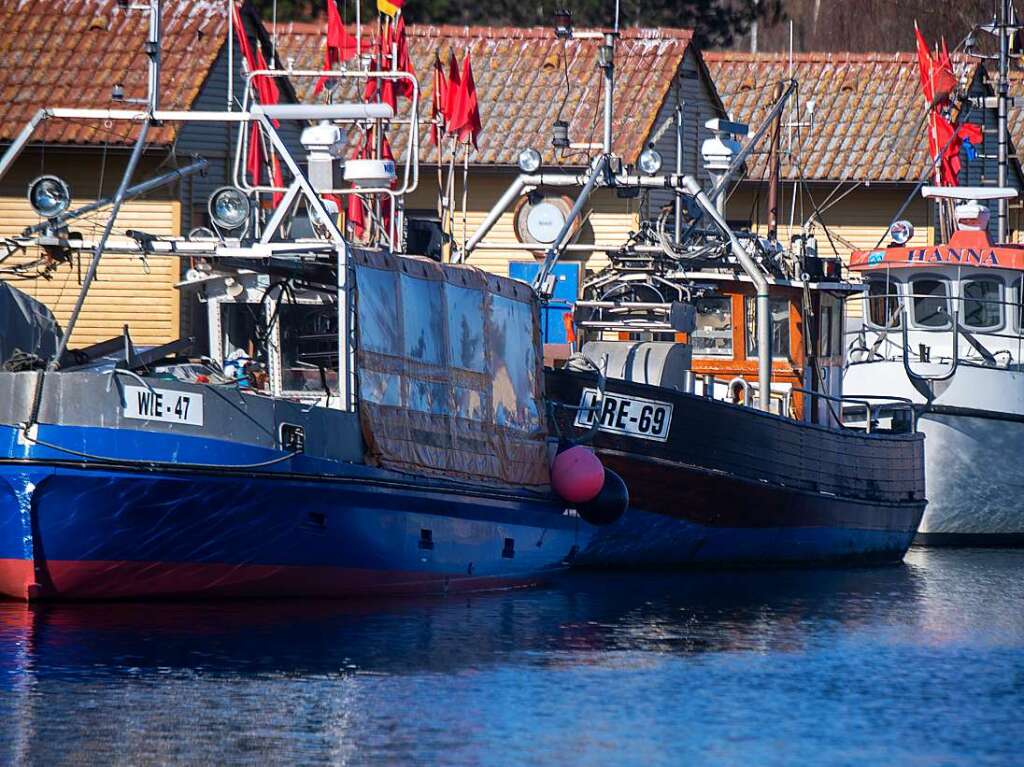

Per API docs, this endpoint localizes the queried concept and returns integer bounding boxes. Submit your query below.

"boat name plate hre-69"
[122,385,204,427]
[574,388,673,442]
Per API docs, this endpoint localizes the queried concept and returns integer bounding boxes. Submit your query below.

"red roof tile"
[0,0,228,146]
[272,23,694,165]
[705,51,979,183]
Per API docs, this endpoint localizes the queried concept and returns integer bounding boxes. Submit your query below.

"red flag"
[430,53,448,147]
[314,0,367,96]
[915,23,957,106]
[448,52,482,148]
[393,16,415,99]
[363,19,414,109]
[444,51,461,132]
[231,2,255,67]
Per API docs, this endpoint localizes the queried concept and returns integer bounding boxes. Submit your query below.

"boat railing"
[847,289,1024,372]
[795,389,918,434]
[710,374,917,434]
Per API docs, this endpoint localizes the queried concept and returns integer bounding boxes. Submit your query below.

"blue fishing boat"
[0,6,601,600]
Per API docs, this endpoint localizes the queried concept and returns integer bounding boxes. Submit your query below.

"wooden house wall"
[727,184,933,319]
[0,196,181,347]
[174,44,306,233]
[0,148,182,347]
[405,171,639,281]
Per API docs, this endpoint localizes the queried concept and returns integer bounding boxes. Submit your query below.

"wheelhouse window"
[220,302,269,391]
[744,297,791,360]
[911,278,951,328]
[691,296,733,357]
[279,304,339,394]
[866,279,901,328]
[1018,276,1024,330]
[962,278,1002,330]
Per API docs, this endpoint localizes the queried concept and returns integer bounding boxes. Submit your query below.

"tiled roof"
[273,24,695,165]
[0,0,228,146]
[705,51,978,183]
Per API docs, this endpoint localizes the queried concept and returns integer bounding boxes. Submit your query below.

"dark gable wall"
[646,47,727,219]
[957,65,1024,241]
[172,42,305,234]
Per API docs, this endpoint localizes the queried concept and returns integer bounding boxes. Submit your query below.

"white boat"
[844,187,1024,545]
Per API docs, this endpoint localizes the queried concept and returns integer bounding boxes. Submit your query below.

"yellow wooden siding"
[727,186,933,319]
[406,173,639,281]
[0,198,181,346]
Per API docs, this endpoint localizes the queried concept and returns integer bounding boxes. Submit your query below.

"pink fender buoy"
[551,445,605,504]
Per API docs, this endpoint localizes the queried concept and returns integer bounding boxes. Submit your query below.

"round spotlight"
[28,175,71,219]
[889,219,914,245]
[208,187,251,231]
[638,148,663,175]
[517,148,542,173]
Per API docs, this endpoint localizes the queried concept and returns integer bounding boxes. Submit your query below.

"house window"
[691,296,733,357]
[866,279,901,328]
[745,297,791,360]
[911,278,950,328]
[962,278,1002,330]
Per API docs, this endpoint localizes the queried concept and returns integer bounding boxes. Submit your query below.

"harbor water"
[1,549,1022,766]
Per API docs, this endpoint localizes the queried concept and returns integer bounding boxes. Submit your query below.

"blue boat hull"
[0,426,587,601]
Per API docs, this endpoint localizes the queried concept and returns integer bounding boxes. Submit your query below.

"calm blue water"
[0,549,1022,766]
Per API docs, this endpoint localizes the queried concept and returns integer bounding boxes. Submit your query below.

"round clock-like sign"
[512,193,581,255]
[525,201,566,244]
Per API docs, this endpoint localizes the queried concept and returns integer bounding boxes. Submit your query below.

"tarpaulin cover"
[0,283,61,365]
[352,250,550,488]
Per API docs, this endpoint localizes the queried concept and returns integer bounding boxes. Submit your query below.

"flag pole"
[461,138,470,254]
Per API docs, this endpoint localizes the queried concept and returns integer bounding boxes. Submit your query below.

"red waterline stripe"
[0,558,538,602]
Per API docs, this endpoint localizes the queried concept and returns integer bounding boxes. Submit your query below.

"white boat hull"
[916,411,1024,545]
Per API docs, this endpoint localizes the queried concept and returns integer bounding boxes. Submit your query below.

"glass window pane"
[446,284,486,372]
[963,279,1001,329]
[745,297,791,359]
[489,296,539,429]
[400,274,445,364]
[867,280,901,328]
[355,266,401,355]
[221,303,264,362]
[279,304,339,393]
[1018,277,1024,330]
[692,296,733,357]
[820,305,834,357]
[912,279,950,328]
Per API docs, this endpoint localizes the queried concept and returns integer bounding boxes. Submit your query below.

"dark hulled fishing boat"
[464,49,926,566]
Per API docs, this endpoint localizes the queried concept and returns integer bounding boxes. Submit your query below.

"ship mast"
[997,0,1011,241]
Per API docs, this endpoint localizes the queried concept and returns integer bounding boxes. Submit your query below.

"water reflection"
[1,551,1022,766]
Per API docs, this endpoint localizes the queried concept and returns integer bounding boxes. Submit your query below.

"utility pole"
[766,81,784,240]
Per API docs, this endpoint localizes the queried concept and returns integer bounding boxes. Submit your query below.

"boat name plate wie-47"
[122,386,205,427]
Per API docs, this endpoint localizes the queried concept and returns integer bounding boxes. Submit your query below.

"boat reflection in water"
[3,552,1023,765]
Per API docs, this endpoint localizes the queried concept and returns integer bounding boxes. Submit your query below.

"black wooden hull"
[546,369,927,567]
